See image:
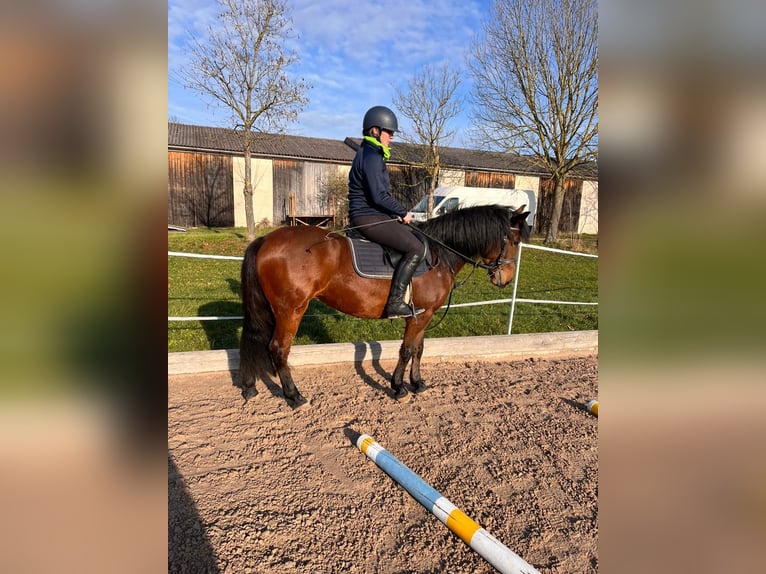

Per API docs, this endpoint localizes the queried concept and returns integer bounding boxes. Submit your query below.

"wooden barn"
[168,123,355,228]
[168,122,598,234]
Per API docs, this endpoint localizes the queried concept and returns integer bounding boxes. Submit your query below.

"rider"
[348,105,425,319]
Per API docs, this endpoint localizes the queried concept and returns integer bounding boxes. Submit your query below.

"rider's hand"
[401,212,413,224]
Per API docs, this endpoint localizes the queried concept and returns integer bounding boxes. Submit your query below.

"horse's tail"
[239,236,276,388]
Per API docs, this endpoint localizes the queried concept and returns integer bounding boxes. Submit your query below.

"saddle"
[344,228,431,279]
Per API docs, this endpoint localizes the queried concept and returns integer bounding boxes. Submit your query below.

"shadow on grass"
[199,278,242,352]
[198,300,242,350]
[295,300,336,344]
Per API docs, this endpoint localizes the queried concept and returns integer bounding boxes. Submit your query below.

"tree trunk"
[426,164,439,219]
[243,146,255,241]
[545,174,566,243]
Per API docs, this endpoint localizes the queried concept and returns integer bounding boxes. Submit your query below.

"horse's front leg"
[408,333,427,394]
[391,318,428,400]
[390,343,412,401]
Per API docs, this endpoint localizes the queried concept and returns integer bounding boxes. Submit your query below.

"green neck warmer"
[363,136,390,162]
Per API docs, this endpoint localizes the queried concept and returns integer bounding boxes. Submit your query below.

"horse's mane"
[413,204,530,268]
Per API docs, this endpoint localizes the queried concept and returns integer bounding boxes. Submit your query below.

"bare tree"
[181,0,309,240]
[393,63,463,219]
[319,168,349,229]
[469,0,597,242]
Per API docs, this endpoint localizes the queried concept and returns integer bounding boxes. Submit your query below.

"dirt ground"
[168,354,598,574]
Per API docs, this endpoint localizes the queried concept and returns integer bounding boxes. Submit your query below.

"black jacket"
[348,139,408,219]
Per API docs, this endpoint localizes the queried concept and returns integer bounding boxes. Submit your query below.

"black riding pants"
[350,214,425,257]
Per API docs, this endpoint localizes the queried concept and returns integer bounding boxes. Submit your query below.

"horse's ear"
[514,211,532,241]
[512,207,529,219]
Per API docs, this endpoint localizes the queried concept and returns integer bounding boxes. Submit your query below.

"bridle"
[477,230,520,280]
[410,223,521,332]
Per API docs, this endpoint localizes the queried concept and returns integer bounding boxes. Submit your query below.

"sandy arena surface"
[169,355,598,573]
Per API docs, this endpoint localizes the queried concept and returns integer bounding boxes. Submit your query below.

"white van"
[410,186,537,227]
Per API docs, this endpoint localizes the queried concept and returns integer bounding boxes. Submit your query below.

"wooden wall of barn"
[535,178,583,234]
[167,145,596,235]
[272,159,341,225]
[464,170,516,189]
[168,151,234,227]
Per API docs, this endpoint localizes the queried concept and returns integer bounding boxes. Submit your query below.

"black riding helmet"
[362,106,398,135]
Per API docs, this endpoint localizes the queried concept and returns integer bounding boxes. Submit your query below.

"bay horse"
[239,204,531,409]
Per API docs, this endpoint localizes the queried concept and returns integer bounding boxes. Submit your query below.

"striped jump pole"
[356,434,541,574]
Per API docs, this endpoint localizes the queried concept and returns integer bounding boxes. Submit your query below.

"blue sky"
[168,0,490,146]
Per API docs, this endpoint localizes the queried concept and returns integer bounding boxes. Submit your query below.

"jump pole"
[356,434,541,574]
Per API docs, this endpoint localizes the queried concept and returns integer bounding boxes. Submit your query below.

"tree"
[182,0,309,240]
[393,63,463,219]
[319,168,349,229]
[469,0,598,242]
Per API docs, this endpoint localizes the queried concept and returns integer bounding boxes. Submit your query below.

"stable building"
[168,122,597,235]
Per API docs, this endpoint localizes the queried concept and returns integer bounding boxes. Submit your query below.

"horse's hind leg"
[269,340,306,408]
[238,327,260,400]
[269,312,309,409]
[239,319,276,400]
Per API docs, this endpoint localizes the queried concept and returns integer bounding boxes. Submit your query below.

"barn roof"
[345,138,598,180]
[169,122,597,180]
[168,122,356,163]
[344,138,549,177]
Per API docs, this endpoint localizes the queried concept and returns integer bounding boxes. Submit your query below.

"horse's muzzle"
[488,265,514,288]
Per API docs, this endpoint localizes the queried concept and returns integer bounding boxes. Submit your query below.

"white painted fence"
[168,244,597,334]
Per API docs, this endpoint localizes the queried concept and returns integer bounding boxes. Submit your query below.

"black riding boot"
[384,254,425,318]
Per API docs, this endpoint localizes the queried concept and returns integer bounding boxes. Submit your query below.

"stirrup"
[385,301,425,319]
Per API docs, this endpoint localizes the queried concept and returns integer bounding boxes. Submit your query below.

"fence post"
[506,242,524,335]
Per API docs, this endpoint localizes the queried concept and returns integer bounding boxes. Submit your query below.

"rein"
[322,217,398,242]
[342,218,399,233]
[424,282,456,332]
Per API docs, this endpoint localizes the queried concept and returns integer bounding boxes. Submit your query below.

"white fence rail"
[168,243,597,334]
[506,243,597,334]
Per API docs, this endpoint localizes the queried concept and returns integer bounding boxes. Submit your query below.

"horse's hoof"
[393,387,410,403]
[242,387,258,401]
[289,395,311,412]
[410,381,428,394]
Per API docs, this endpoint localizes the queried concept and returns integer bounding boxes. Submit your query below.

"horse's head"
[483,205,531,288]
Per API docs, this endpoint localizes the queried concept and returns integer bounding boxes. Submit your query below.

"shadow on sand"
[168,454,220,573]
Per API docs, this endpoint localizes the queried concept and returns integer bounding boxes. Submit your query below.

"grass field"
[168,226,598,352]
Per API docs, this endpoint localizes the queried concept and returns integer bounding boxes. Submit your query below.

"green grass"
[168,227,598,352]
